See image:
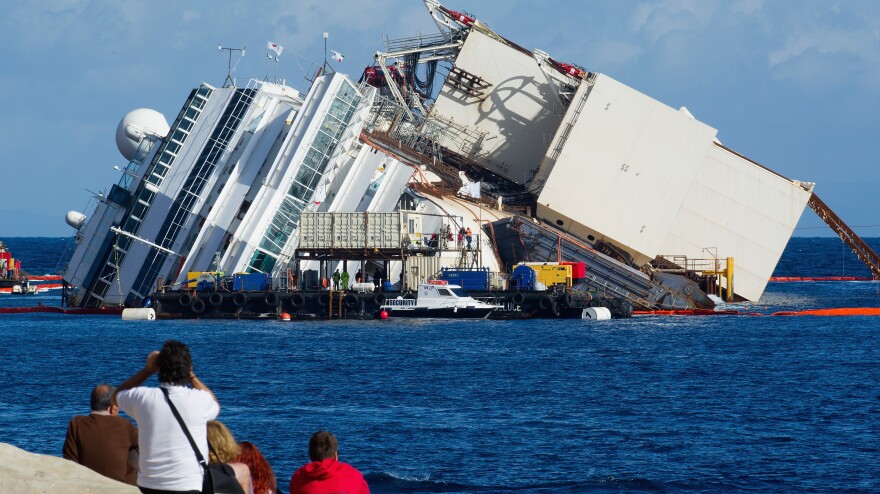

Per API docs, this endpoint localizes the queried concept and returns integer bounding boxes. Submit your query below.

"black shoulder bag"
[160,388,244,494]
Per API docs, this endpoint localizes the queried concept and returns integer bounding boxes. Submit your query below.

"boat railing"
[383,298,417,307]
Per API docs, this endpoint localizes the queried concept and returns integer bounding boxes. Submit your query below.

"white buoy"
[582,307,612,320]
[122,308,156,321]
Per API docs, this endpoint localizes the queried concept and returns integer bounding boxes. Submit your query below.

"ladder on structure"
[326,290,345,320]
[456,244,481,268]
[808,193,880,278]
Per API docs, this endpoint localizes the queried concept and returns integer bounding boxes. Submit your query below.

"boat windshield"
[450,287,468,297]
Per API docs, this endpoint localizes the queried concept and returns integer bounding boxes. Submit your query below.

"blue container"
[439,267,490,291]
[233,273,270,291]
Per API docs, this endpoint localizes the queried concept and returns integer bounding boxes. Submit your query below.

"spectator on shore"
[237,441,278,494]
[63,383,139,485]
[113,340,220,494]
[289,430,369,494]
[207,420,252,494]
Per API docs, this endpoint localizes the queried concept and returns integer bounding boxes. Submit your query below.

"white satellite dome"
[65,210,87,229]
[115,108,170,161]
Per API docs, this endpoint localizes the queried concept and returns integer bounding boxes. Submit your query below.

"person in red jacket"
[289,430,370,494]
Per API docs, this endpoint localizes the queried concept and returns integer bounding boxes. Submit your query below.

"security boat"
[380,280,503,318]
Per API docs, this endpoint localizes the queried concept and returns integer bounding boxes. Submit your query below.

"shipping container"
[335,212,366,249]
[405,255,441,288]
[299,212,402,250]
[299,213,333,249]
[367,212,402,249]
[232,272,270,291]
[439,267,491,290]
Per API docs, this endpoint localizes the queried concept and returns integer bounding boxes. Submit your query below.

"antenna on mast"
[218,44,246,87]
[323,32,330,73]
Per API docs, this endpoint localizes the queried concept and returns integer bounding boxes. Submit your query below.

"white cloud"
[765,5,880,90]
[630,0,719,43]
[730,0,764,16]
[589,40,643,71]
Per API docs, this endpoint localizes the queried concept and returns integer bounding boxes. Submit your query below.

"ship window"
[556,219,564,226]
[131,201,148,220]
[438,289,453,297]
[137,190,155,204]
[236,200,251,220]
[117,236,133,252]
[295,167,317,188]
[587,235,595,241]
[450,287,468,297]
[248,250,276,273]
[245,111,265,133]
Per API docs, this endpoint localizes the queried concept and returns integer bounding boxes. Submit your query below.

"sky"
[1,0,878,238]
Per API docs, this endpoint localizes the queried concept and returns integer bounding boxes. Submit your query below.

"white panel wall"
[660,144,811,301]
[536,74,718,260]
[429,30,563,184]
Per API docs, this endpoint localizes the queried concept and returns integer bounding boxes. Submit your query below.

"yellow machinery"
[521,262,572,288]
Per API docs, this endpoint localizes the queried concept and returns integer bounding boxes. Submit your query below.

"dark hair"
[157,340,192,386]
[308,430,338,462]
[90,384,115,411]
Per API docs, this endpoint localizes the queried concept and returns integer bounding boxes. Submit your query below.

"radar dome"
[65,211,87,229]
[115,108,170,161]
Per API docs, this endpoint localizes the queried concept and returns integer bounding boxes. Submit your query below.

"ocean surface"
[1,237,878,493]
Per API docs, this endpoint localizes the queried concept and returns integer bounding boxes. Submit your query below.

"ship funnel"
[65,211,87,229]
[115,108,170,161]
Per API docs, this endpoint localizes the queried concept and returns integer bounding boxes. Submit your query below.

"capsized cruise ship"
[62,1,874,311]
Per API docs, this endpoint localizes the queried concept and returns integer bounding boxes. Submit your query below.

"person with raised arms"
[113,340,220,494]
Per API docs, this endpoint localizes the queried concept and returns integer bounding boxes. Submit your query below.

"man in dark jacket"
[62,384,139,485]
[289,430,369,494]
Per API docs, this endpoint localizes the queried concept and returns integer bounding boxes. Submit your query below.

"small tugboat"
[381,280,503,318]
[0,241,34,294]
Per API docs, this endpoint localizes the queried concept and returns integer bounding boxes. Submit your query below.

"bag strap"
[160,387,209,469]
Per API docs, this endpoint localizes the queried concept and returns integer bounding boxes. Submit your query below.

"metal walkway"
[808,193,880,278]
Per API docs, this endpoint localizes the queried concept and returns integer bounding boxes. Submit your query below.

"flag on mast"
[267,41,284,56]
[331,50,345,62]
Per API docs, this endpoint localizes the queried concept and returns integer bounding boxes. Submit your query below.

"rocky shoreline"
[0,442,138,493]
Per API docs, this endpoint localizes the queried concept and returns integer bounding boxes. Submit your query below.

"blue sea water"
[1,237,879,493]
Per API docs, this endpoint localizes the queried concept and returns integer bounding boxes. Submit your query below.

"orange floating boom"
[773,308,880,316]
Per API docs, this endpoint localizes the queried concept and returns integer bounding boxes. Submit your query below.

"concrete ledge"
[0,442,138,493]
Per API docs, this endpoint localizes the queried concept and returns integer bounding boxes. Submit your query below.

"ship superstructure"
[62,1,875,312]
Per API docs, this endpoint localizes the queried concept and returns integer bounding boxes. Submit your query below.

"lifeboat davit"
[548,58,587,79]
[446,9,475,26]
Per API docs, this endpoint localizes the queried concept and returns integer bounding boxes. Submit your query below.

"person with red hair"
[236,441,278,494]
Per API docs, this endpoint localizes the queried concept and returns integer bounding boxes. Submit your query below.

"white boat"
[381,281,502,318]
